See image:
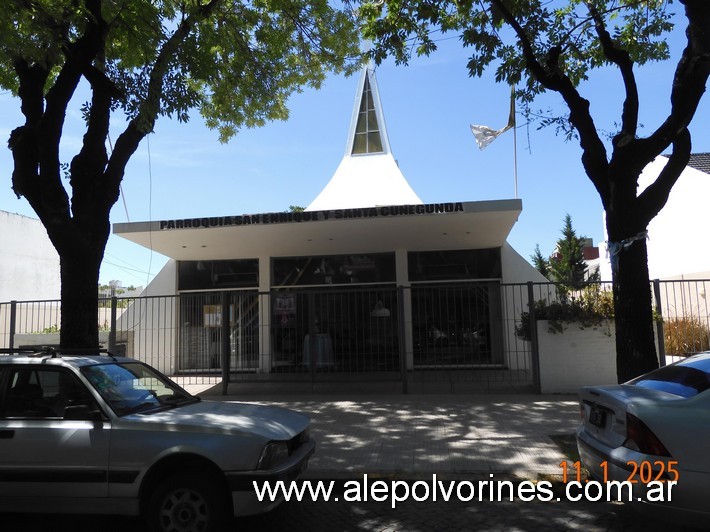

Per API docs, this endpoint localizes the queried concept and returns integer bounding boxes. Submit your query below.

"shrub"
[664,317,710,356]
[515,286,614,341]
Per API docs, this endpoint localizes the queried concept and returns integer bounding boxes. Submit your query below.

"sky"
[1,11,709,289]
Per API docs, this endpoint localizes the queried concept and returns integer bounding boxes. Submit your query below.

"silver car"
[577,352,710,528]
[0,348,315,531]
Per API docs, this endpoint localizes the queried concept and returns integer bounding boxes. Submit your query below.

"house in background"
[0,210,60,302]
[545,237,600,284]
[581,238,601,281]
[0,211,144,347]
[600,153,710,282]
[0,211,61,347]
[98,281,144,299]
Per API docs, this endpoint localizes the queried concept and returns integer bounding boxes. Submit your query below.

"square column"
[395,249,414,371]
[258,256,271,373]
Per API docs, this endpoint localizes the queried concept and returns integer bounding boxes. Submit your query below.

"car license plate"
[589,406,606,427]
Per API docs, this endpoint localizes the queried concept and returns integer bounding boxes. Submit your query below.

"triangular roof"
[688,153,710,174]
[306,67,422,211]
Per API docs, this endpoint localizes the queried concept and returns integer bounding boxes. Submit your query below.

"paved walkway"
[190,387,698,531]
[197,391,579,479]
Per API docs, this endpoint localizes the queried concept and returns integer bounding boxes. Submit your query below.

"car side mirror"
[64,404,104,422]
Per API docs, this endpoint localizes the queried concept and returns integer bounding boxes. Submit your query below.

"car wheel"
[147,472,231,532]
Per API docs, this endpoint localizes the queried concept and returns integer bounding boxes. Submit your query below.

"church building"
[114,66,544,379]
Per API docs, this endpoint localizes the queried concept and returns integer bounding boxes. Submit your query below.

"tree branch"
[42,0,105,158]
[10,59,48,200]
[489,0,611,205]
[21,0,110,236]
[70,4,121,225]
[587,3,639,143]
[70,75,112,210]
[105,0,224,203]
[636,0,710,165]
[636,128,691,227]
[8,59,74,234]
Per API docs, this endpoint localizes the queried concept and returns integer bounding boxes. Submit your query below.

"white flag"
[470,87,515,150]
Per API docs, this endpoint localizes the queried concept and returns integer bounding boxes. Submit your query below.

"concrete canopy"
[113,200,522,261]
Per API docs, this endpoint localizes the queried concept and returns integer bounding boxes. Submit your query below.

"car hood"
[123,400,311,441]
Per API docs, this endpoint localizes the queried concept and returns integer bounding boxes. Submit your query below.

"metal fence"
[519,279,710,366]
[2,279,709,393]
[653,279,710,360]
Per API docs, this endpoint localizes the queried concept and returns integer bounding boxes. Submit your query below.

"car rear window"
[631,362,710,398]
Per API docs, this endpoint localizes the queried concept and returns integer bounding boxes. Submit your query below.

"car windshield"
[630,357,710,398]
[83,362,197,416]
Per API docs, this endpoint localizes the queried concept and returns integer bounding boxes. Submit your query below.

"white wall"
[0,211,60,302]
[600,157,710,281]
[140,259,178,296]
[501,242,549,284]
[115,260,177,373]
[538,320,617,393]
[500,243,550,371]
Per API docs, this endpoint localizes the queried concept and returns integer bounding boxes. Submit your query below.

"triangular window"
[351,75,383,155]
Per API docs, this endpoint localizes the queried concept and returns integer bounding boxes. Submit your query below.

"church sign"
[159,202,466,231]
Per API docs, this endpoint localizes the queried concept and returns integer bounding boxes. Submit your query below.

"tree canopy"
[531,244,551,279]
[1,1,360,140]
[531,214,600,290]
[1,0,361,347]
[358,0,710,381]
[547,214,599,290]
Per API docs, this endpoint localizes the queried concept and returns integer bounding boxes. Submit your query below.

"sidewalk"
[189,387,687,531]
[195,387,580,479]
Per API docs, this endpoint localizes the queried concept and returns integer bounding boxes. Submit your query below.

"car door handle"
[0,430,15,439]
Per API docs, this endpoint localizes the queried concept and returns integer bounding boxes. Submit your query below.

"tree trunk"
[58,241,104,349]
[610,234,659,382]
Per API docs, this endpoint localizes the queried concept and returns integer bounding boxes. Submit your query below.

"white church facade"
[114,67,546,380]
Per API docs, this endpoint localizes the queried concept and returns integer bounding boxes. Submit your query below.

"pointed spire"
[345,67,392,156]
[350,69,387,155]
[306,64,422,211]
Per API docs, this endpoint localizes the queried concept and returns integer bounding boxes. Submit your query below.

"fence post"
[221,292,231,395]
[527,282,541,393]
[397,286,408,394]
[653,279,666,367]
[108,297,117,353]
[9,301,17,350]
[308,292,317,390]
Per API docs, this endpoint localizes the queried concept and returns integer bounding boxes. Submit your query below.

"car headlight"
[257,441,290,470]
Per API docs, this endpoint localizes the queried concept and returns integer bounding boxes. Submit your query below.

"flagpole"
[513,117,518,199]
[470,85,518,197]
[512,87,518,199]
